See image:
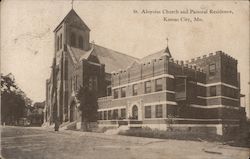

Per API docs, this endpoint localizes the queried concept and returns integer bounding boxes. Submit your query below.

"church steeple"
[53,8,91,53]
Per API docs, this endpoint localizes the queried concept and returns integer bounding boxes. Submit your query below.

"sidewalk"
[18,126,213,145]
[59,129,166,145]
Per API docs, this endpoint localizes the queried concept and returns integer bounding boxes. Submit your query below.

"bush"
[118,127,222,141]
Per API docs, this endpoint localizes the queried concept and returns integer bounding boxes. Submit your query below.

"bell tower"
[52,8,91,123]
[54,9,91,55]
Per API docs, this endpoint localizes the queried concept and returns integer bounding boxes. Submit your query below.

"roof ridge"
[94,44,139,61]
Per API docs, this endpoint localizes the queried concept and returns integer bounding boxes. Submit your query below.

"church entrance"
[132,105,138,120]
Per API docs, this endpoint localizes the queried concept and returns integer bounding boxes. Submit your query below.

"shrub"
[118,127,222,141]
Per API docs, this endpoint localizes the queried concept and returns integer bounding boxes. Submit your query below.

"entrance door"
[132,105,138,120]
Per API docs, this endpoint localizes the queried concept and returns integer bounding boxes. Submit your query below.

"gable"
[54,9,90,32]
[87,54,100,64]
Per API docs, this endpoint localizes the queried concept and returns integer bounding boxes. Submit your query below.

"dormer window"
[71,33,76,47]
[79,36,83,49]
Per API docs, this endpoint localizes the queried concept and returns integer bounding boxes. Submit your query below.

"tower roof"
[54,9,90,32]
[164,46,172,57]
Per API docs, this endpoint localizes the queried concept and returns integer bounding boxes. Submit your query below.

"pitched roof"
[140,46,172,63]
[67,44,138,73]
[67,43,173,74]
[93,45,139,73]
[67,45,94,63]
[54,9,90,32]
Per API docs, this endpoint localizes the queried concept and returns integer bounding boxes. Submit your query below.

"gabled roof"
[54,9,90,32]
[66,44,138,73]
[92,45,139,73]
[140,46,172,63]
[67,45,94,63]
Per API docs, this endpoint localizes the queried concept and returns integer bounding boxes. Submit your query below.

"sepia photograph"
[1,0,249,158]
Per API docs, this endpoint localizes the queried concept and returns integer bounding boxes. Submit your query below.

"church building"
[44,9,246,135]
[44,9,137,128]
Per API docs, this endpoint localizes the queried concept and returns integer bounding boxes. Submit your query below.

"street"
[1,126,249,159]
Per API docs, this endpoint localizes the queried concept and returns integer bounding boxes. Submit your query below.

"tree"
[1,73,32,125]
[75,86,98,131]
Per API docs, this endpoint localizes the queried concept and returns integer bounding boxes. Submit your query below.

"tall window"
[99,112,103,120]
[104,111,107,120]
[121,108,126,119]
[78,36,83,49]
[94,78,97,91]
[155,105,163,118]
[70,33,76,47]
[112,109,118,119]
[71,78,73,92]
[89,76,98,91]
[60,34,62,49]
[155,78,163,92]
[75,75,78,90]
[132,84,138,96]
[114,89,119,99]
[121,87,126,98]
[209,64,216,76]
[145,81,151,94]
[57,36,60,51]
[210,86,216,96]
[145,106,151,118]
[89,77,93,91]
[64,60,68,80]
[107,86,111,96]
[108,110,112,120]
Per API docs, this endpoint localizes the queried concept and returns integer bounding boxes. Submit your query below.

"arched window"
[70,33,76,47]
[78,36,83,49]
[57,36,60,51]
[60,34,62,49]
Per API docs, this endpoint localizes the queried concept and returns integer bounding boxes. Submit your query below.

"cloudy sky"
[1,0,249,113]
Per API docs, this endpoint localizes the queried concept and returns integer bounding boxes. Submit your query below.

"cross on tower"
[71,0,74,9]
[166,37,169,47]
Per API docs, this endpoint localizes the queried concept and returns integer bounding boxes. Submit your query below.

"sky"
[1,0,249,114]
